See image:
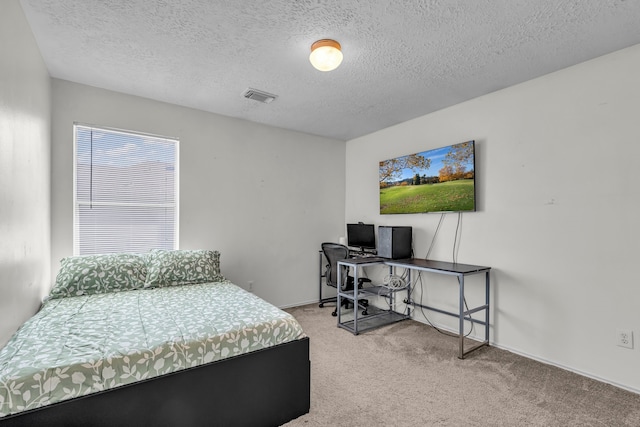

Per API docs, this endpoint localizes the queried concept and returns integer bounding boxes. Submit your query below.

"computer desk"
[336,257,491,359]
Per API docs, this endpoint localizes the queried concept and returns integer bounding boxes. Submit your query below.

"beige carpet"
[283,304,640,427]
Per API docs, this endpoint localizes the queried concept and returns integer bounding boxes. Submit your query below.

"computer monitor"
[346,223,376,251]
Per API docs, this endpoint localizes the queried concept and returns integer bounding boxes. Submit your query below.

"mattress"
[0,281,306,418]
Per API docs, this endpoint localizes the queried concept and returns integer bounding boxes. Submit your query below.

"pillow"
[48,253,147,300]
[144,249,224,288]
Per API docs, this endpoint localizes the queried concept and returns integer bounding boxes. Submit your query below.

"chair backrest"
[321,242,350,290]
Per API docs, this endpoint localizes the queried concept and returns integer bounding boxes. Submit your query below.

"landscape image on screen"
[379,141,475,214]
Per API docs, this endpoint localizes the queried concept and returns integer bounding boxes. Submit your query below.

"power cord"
[414,212,476,337]
[453,212,463,264]
[425,213,445,259]
[410,272,475,338]
[382,274,407,290]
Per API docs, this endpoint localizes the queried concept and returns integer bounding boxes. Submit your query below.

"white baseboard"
[490,342,640,395]
[409,315,640,395]
[279,299,321,310]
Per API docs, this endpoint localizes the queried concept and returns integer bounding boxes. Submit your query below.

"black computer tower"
[377,226,412,259]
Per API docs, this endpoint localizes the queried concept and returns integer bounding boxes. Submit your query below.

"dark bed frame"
[0,337,310,427]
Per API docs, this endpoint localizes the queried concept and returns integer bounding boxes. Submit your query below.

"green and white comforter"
[0,281,306,418]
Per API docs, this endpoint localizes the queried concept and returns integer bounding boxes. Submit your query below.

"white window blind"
[74,124,179,255]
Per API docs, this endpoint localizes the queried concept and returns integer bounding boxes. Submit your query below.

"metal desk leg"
[336,264,342,325]
[485,271,490,344]
[459,274,465,359]
[352,267,359,334]
[406,269,412,316]
[318,252,322,303]
[458,271,491,359]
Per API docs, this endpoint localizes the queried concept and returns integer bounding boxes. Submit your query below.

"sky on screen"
[397,145,473,181]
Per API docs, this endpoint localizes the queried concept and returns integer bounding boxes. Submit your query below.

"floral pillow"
[48,253,147,300]
[144,249,224,288]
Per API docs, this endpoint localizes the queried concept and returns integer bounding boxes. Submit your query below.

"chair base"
[320,297,369,317]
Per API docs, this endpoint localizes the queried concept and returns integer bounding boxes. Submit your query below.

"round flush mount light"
[309,39,343,72]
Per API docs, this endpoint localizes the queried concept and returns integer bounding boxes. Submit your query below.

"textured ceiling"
[19,0,640,141]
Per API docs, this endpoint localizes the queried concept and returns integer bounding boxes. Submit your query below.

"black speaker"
[377,226,412,259]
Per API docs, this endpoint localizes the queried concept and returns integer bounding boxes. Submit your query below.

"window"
[74,124,179,255]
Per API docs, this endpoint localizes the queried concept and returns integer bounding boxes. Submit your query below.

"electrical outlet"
[617,329,633,349]
[248,281,254,293]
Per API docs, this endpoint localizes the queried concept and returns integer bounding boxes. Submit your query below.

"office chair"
[320,242,370,317]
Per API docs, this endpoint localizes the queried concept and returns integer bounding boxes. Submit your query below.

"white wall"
[0,0,51,347]
[51,79,345,308]
[346,44,640,393]
[5,0,639,395]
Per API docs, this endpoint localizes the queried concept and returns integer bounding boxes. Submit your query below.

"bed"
[0,250,310,426]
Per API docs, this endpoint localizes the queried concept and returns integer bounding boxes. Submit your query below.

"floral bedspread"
[0,281,306,418]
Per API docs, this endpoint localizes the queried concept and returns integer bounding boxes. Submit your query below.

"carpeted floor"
[283,304,640,426]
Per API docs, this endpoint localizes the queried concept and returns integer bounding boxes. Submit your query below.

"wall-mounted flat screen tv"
[379,140,476,214]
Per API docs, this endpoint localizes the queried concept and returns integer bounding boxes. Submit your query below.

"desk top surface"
[339,256,387,265]
[339,257,490,273]
[386,258,491,273]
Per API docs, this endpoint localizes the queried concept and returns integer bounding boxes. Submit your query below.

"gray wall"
[345,44,640,393]
[0,0,51,347]
[50,79,345,308]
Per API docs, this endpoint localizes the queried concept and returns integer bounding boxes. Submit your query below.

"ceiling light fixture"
[309,39,343,72]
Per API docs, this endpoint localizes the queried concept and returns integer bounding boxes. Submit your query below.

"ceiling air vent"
[242,88,278,104]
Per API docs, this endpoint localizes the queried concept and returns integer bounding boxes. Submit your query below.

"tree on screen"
[379,154,430,184]
[443,142,473,172]
[439,142,474,182]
